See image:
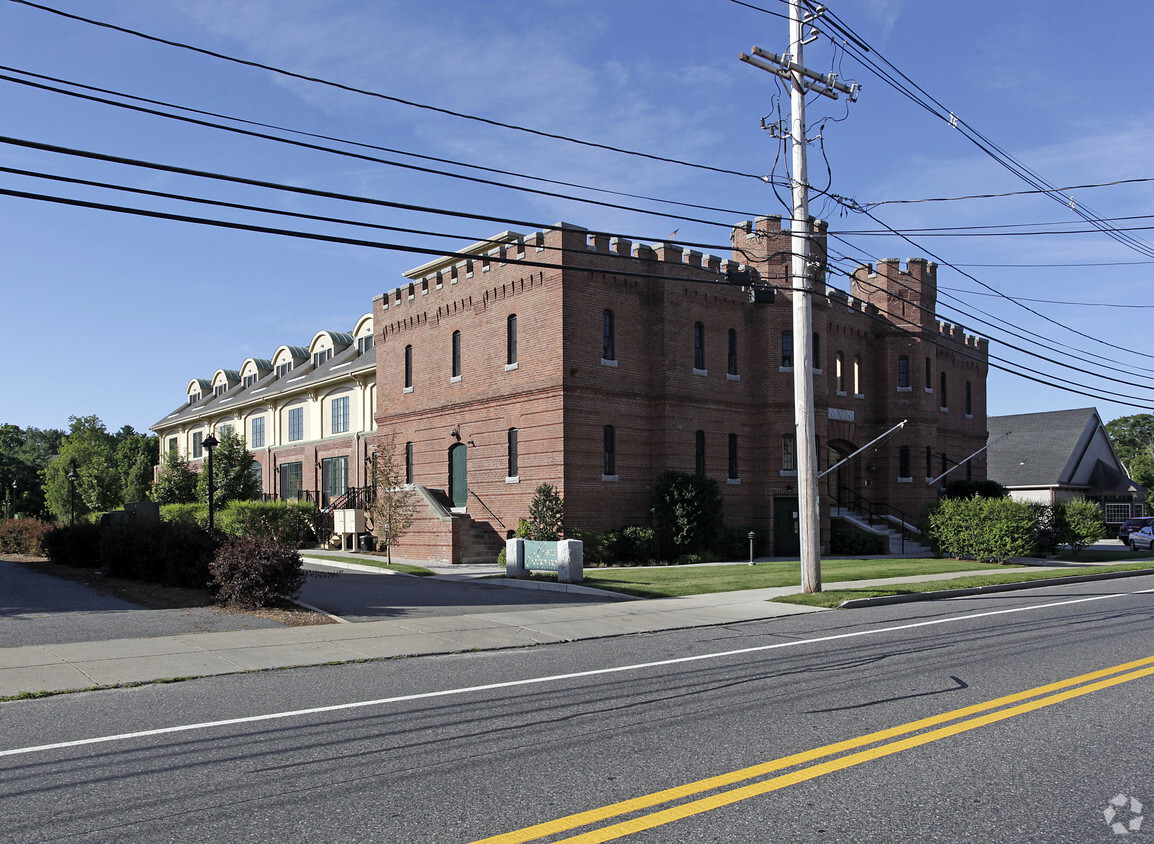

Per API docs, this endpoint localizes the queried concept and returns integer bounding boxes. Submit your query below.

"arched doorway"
[448,443,468,508]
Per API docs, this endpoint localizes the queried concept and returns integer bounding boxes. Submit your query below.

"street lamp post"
[203,434,219,532]
[66,466,77,526]
[9,480,16,520]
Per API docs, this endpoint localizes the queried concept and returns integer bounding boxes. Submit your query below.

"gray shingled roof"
[986,407,1096,488]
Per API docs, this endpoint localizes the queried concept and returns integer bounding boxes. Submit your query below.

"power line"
[7,0,769,184]
[939,286,1154,309]
[863,175,1154,208]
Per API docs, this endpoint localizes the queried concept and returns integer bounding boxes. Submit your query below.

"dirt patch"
[5,554,335,627]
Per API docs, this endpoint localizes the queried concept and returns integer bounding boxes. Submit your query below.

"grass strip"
[772,561,1154,608]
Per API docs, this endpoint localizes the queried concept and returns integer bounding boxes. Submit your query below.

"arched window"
[507,314,518,366]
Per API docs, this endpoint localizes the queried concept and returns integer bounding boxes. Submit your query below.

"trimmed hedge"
[210,535,307,608]
[161,500,318,546]
[99,520,218,588]
[0,518,52,556]
[928,496,1038,563]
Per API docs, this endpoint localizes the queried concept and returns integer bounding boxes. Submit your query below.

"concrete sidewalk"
[0,564,1057,699]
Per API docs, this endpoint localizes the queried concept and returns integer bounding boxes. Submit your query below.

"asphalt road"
[298,562,623,621]
[3,575,1153,842]
[0,559,285,647]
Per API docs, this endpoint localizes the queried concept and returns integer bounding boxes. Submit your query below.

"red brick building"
[372,217,989,563]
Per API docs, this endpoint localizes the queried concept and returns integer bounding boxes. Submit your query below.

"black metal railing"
[468,488,506,531]
[834,485,920,553]
[328,485,376,511]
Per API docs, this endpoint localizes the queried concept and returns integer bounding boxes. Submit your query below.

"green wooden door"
[449,443,467,508]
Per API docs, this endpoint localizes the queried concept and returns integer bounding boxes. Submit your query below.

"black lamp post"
[66,466,77,526]
[9,480,16,520]
[203,433,219,532]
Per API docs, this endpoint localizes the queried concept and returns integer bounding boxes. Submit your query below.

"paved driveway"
[0,559,285,648]
[299,563,622,622]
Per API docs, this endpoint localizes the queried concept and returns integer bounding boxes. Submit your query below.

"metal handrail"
[467,488,507,530]
[834,484,919,553]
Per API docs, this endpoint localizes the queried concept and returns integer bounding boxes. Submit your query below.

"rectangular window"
[219,424,233,439]
[603,425,616,476]
[836,351,845,392]
[602,309,615,361]
[965,381,973,416]
[192,431,203,459]
[940,372,948,409]
[812,333,821,370]
[167,437,177,455]
[507,428,519,478]
[451,330,462,379]
[404,443,413,485]
[898,355,910,389]
[727,329,737,376]
[728,433,738,480]
[926,446,933,479]
[782,433,796,472]
[279,461,303,501]
[288,407,304,442]
[243,374,257,388]
[854,355,862,395]
[693,322,705,370]
[925,357,933,390]
[357,334,375,354]
[251,417,265,449]
[1105,503,1130,523]
[899,445,911,478]
[321,456,348,507]
[507,314,518,366]
[781,330,793,368]
[331,396,349,435]
[313,348,333,369]
[695,429,706,476]
[214,384,226,397]
[404,345,413,389]
[276,362,292,378]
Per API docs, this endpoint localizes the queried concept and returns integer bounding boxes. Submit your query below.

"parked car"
[1119,516,1154,545]
[1130,525,1154,551]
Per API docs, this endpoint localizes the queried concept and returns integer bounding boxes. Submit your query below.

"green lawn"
[304,555,434,577]
[579,558,1015,599]
[773,561,1154,609]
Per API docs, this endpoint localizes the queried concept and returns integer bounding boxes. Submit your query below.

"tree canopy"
[1105,414,1154,493]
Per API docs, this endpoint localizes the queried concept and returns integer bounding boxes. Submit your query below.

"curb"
[840,567,1154,608]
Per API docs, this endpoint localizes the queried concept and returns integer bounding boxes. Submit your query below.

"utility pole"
[741,1,859,593]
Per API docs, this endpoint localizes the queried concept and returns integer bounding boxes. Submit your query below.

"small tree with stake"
[369,434,417,565]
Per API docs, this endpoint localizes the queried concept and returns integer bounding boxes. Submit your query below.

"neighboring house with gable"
[986,407,1145,533]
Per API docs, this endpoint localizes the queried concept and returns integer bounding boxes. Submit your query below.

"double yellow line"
[471,655,1154,844]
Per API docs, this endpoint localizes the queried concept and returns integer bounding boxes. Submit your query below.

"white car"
[1130,525,1154,551]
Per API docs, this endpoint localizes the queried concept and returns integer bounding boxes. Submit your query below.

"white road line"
[3,586,1152,759]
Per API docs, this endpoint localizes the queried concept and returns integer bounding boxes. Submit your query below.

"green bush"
[928,496,1038,563]
[0,518,51,555]
[674,550,720,565]
[941,479,1009,500]
[621,525,659,563]
[99,520,218,587]
[528,484,564,541]
[218,500,316,545]
[41,523,102,567]
[652,471,723,558]
[830,520,885,555]
[161,503,209,526]
[210,535,307,608]
[1058,499,1105,555]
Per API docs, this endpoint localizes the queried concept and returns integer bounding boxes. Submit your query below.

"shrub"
[674,551,720,566]
[210,535,307,608]
[830,520,885,556]
[652,471,723,558]
[621,525,659,564]
[941,479,1009,500]
[1059,499,1105,555]
[161,503,209,526]
[1030,503,1060,557]
[528,484,564,541]
[0,518,51,556]
[100,519,217,587]
[219,500,316,545]
[928,496,1037,563]
[41,523,102,567]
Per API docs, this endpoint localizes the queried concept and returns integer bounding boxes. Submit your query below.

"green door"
[449,443,468,508]
[773,496,800,557]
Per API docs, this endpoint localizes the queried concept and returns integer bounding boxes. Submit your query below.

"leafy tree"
[43,416,121,522]
[527,483,564,541]
[114,426,158,501]
[153,450,199,504]
[369,434,417,565]
[196,428,261,509]
[1105,414,1154,492]
[0,424,63,518]
[651,470,723,557]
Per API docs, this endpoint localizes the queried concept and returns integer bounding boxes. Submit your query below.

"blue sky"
[1,0,1152,434]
